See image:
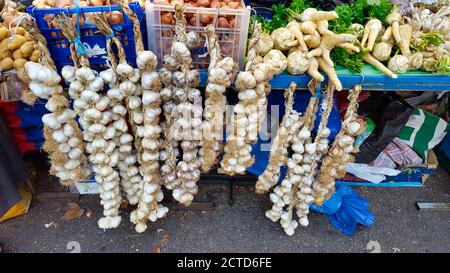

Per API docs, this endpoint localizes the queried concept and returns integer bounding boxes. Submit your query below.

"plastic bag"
[355,92,414,164]
[0,186,32,223]
[311,184,375,235]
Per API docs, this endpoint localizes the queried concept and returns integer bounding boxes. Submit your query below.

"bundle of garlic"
[57,15,125,229]
[20,16,87,186]
[118,1,169,233]
[218,24,265,176]
[255,82,299,194]
[90,13,143,210]
[200,24,235,173]
[162,4,203,206]
[264,81,320,236]
[313,85,363,205]
[288,82,334,231]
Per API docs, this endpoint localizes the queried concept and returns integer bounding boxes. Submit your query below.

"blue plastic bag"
[311,184,375,235]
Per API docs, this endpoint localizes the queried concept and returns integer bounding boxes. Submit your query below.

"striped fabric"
[397,108,450,161]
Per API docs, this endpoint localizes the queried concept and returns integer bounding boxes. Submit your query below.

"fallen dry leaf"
[63,203,84,221]
[86,209,94,218]
[153,246,161,253]
[120,201,131,210]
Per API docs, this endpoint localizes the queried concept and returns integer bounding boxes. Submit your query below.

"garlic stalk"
[313,85,363,205]
[290,83,334,230]
[200,24,235,173]
[57,15,122,229]
[170,4,203,206]
[219,23,271,176]
[21,17,88,186]
[255,82,298,194]
[264,81,320,236]
[118,2,168,233]
[91,13,143,208]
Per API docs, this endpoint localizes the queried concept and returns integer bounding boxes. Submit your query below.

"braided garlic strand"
[23,18,87,186]
[313,85,363,205]
[200,24,235,173]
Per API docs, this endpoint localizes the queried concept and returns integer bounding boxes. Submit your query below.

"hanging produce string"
[291,82,334,231]
[313,84,363,205]
[255,81,299,195]
[200,23,235,173]
[90,12,141,211]
[57,14,126,230]
[20,15,88,186]
[218,23,264,176]
[264,80,323,236]
[118,0,169,234]
[170,4,203,206]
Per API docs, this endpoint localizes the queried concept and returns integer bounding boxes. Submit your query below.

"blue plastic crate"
[27,2,147,72]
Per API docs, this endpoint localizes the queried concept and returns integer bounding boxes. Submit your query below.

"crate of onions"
[146,0,250,69]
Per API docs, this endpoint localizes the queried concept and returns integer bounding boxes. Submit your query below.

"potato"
[0,50,12,59]
[0,26,9,41]
[12,49,23,60]
[218,17,230,28]
[20,42,34,58]
[210,0,220,8]
[0,38,9,50]
[14,27,26,36]
[23,32,34,42]
[200,14,211,25]
[0,58,14,71]
[7,35,26,51]
[228,2,240,9]
[29,50,40,62]
[197,0,210,7]
[14,58,27,70]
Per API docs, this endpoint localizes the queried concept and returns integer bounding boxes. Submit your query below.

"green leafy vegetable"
[435,55,450,73]
[251,0,314,34]
[330,48,366,73]
[329,0,394,33]
[411,32,445,52]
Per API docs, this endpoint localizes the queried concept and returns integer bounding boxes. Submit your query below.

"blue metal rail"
[199,65,450,91]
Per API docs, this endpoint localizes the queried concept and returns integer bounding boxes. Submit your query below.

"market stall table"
[199,65,450,91]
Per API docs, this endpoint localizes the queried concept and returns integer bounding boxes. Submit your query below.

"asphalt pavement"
[0,160,449,253]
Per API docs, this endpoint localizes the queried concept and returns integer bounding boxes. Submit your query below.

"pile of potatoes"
[0,25,40,72]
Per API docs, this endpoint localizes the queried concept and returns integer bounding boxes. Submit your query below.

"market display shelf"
[198,65,450,91]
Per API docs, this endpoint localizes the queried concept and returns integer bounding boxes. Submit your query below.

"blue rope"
[313,85,322,99]
[71,0,87,56]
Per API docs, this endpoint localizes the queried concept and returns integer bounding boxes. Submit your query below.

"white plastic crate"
[146,1,250,69]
